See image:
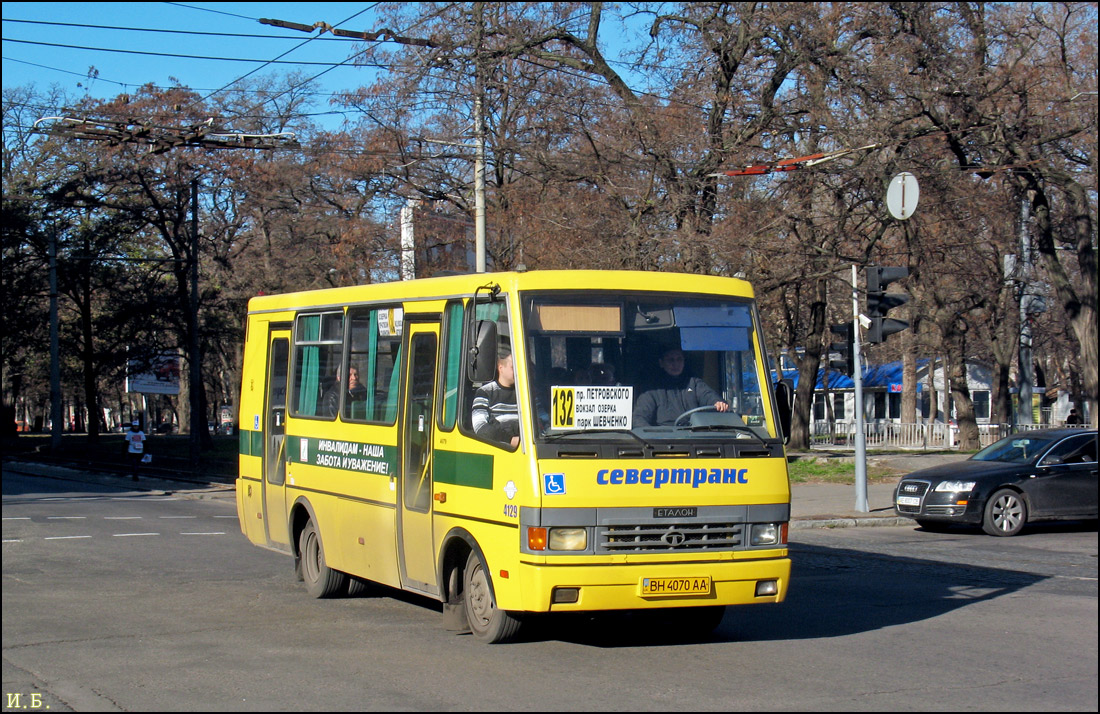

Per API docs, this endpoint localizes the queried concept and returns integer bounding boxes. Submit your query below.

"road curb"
[791,516,911,529]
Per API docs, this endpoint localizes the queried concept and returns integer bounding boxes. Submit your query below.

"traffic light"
[865,266,909,343]
[829,323,854,376]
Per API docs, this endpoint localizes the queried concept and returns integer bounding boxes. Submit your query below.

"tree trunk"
[80,275,100,439]
[177,346,191,435]
[901,326,917,424]
[1022,176,1097,428]
[788,277,828,451]
[944,327,980,450]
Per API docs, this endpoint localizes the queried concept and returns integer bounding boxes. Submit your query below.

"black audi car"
[895,428,1097,536]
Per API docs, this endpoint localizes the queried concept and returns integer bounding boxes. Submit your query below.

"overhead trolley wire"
[164,1,257,22]
[1,38,381,66]
[189,4,381,121]
[1,18,362,41]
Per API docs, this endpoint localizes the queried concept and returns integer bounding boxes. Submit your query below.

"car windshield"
[971,434,1059,464]
[522,292,777,443]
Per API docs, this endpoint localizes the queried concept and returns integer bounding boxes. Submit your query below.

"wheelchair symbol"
[543,473,566,495]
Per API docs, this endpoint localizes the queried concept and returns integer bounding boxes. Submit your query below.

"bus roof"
[246,269,756,314]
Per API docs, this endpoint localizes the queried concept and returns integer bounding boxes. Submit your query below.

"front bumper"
[894,479,983,524]
[515,553,790,612]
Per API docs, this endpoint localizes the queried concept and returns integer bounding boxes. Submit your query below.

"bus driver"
[472,347,521,448]
[633,347,729,426]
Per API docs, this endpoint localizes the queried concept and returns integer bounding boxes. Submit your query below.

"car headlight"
[935,480,976,493]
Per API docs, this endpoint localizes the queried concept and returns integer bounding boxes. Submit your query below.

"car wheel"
[982,489,1027,537]
[462,550,522,643]
[299,519,348,597]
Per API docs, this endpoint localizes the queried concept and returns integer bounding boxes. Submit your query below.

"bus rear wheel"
[463,551,522,643]
[346,576,373,597]
[299,519,347,598]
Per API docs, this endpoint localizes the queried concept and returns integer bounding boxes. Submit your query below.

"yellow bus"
[236,270,793,642]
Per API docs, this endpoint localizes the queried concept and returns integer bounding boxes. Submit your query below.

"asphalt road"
[3,466,1096,711]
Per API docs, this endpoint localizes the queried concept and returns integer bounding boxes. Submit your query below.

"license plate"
[897,496,921,507]
[639,576,712,597]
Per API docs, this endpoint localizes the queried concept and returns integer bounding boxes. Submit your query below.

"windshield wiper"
[542,428,655,450]
[675,423,767,442]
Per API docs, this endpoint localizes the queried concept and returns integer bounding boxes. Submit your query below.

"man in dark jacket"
[321,365,367,418]
[472,348,521,448]
[633,348,729,426]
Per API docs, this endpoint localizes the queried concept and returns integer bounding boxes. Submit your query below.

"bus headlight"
[750,523,784,546]
[548,527,588,551]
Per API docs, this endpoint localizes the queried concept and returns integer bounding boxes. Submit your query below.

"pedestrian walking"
[125,420,147,480]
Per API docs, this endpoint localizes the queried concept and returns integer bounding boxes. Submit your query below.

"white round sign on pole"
[886,172,919,220]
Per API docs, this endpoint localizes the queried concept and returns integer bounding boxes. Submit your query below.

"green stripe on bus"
[238,429,263,457]
[434,450,493,490]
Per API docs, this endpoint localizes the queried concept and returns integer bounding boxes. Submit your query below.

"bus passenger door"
[398,320,440,591]
[263,328,292,548]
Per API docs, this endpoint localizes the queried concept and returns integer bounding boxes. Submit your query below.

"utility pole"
[1017,196,1034,425]
[49,231,62,450]
[472,2,487,273]
[188,178,203,466]
[400,198,417,280]
[473,87,487,273]
[852,265,868,513]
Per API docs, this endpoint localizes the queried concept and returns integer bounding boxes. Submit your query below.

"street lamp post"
[49,231,62,449]
[189,178,203,466]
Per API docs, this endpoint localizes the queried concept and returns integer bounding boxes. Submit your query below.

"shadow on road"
[529,542,1049,647]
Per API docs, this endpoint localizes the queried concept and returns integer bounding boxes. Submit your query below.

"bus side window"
[291,312,343,419]
[440,301,465,431]
[461,300,516,447]
[377,340,401,423]
[347,307,402,424]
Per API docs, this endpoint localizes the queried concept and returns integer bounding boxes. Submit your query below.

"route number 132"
[551,387,575,429]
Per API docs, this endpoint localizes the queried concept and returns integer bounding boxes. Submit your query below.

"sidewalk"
[790,481,907,528]
[4,451,972,529]
[789,451,970,528]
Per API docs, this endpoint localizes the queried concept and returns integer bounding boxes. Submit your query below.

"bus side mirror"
[468,320,498,382]
[774,380,793,444]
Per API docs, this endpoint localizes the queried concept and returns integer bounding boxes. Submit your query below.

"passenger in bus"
[575,362,616,386]
[321,365,367,418]
[534,367,572,432]
[633,347,729,426]
[472,347,521,448]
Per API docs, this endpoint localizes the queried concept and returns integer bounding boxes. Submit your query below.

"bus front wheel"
[299,519,347,598]
[463,551,522,643]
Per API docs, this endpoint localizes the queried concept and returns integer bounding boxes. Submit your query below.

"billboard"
[126,352,180,395]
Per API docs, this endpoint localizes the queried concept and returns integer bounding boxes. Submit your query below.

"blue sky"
[3,2,654,134]
[3,3,390,117]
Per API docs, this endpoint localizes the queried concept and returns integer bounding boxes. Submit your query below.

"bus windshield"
[523,292,777,444]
